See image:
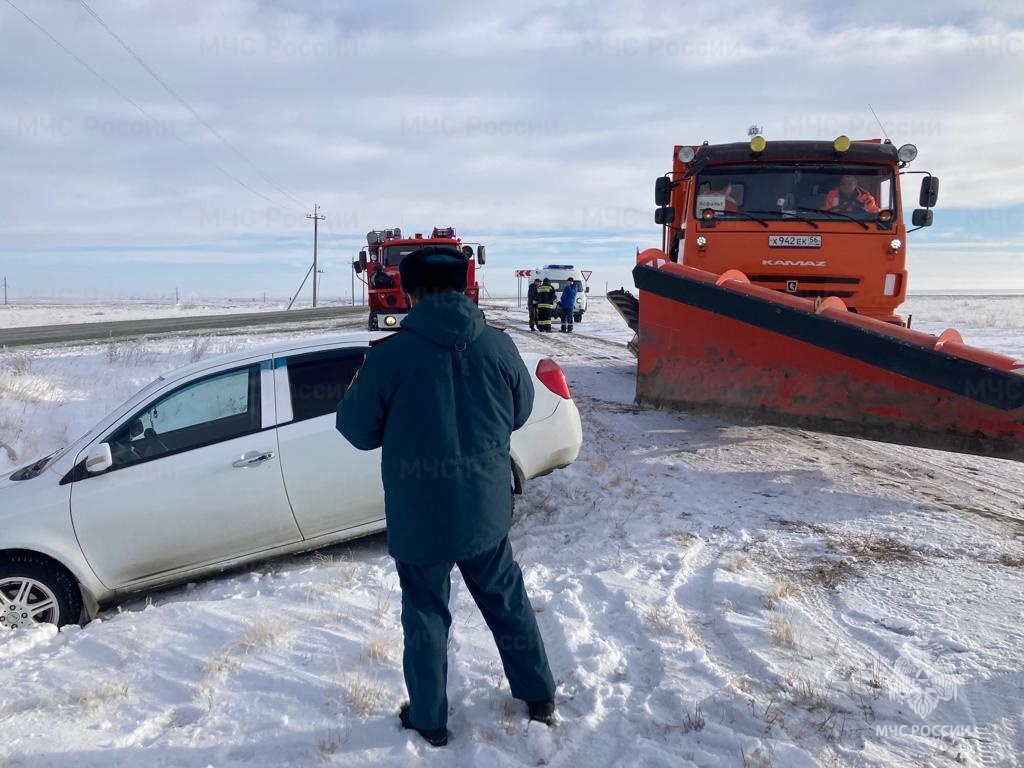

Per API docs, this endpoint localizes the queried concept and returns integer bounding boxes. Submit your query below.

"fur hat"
[399,246,468,292]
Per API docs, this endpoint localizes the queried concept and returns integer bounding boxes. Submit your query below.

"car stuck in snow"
[0,332,582,629]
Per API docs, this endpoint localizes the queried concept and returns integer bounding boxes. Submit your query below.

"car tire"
[0,554,83,629]
[574,312,582,323]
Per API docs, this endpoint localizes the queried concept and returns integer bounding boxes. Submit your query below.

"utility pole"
[351,260,355,306]
[306,204,326,308]
[2,276,6,305]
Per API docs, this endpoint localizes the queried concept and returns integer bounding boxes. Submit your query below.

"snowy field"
[0,297,362,329]
[1,297,1023,767]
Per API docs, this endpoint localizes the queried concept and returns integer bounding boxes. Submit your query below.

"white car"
[0,332,582,629]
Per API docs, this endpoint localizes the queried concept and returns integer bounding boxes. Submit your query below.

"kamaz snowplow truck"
[354,227,486,330]
[608,136,1024,460]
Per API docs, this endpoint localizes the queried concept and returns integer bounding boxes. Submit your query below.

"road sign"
[581,270,592,282]
[515,269,533,277]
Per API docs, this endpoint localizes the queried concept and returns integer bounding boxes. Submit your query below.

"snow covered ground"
[1,297,1023,767]
[0,298,361,329]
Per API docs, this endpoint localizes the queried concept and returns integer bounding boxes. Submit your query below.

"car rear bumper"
[511,397,582,482]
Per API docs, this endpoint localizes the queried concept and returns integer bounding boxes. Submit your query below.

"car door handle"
[232,451,275,468]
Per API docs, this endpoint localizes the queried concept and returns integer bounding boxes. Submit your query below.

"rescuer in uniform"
[336,246,557,747]
[824,174,880,214]
[535,278,556,332]
[559,277,578,333]
[527,277,541,331]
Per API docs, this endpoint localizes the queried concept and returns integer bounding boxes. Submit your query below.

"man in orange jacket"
[824,175,879,214]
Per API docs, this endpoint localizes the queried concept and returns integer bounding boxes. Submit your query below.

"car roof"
[164,330,390,382]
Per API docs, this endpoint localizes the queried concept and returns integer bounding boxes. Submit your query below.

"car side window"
[106,365,261,468]
[286,350,366,423]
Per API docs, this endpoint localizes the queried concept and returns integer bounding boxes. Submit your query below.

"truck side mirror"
[358,250,368,273]
[655,176,674,207]
[654,207,675,225]
[477,245,486,265]
[911,209,934,227]
[919,176,939,208]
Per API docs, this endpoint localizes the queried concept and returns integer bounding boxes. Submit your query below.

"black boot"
[399,703,449,747]
[527,699,556,726]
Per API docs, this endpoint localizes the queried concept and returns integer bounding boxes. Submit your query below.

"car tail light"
[536,358,571,399]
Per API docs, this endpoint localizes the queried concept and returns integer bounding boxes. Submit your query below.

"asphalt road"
[0,306,367,348]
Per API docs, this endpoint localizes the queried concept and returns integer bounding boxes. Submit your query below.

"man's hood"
[400,292,485,348]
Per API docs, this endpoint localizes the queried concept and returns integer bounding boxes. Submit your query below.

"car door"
[273,347,385,539]
[69,360,302,589]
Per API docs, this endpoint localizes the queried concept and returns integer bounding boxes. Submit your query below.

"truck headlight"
[384,315,398,327]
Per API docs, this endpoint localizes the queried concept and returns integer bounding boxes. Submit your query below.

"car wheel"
[0,554,82,629]
[574,312,582,323]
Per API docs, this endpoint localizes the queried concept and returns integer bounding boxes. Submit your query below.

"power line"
[76,0,310,211]
[2,0,301,214]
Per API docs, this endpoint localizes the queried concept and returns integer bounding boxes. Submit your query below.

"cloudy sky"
[2,0,1024,301]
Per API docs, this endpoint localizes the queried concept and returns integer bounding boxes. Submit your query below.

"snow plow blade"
[632,255,1024,461]
[606,288,640,356]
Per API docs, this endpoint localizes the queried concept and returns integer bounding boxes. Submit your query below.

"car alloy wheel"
[0,555,82,629]
[0,577,60,628]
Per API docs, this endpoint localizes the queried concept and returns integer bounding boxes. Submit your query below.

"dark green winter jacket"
[336,292,534,565]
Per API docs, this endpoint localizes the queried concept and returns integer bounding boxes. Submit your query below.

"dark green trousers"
[395,535,556,731]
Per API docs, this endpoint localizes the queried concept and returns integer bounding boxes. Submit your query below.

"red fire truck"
[353,227,486,330]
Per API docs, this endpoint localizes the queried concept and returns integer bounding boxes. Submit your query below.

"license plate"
[768,235,822,248]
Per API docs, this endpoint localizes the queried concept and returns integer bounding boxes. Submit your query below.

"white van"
[532,265,589,323]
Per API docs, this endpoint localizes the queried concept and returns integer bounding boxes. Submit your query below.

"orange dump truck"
[608,136,1024,460]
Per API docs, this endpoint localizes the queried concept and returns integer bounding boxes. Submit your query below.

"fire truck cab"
[654,136,939,323]
[354,227,486,331]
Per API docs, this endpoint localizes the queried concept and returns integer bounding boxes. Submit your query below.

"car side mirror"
[654,207,675,225]
[477,245,486,265]
[919,176,939,208]
[85,443,113,474]
[912,209,934,227]
[585,286,590,293]
[655,176,674,207]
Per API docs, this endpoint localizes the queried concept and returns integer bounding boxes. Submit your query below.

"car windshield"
[694,164,895,221]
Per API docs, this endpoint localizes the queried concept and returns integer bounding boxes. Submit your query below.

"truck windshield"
[382,246,422,267]
[694,164,895,221]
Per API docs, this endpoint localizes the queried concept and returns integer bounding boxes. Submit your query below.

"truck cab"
[654,137,938,324]
[354,227,486,330]
[531,264,590,323]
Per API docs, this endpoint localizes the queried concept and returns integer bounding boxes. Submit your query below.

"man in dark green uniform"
[336,246,556,747]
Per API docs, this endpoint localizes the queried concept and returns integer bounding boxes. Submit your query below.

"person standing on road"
[527,277,541,331]
[336,246,557,748]
[559,277,578,333]
[535,278,556,333]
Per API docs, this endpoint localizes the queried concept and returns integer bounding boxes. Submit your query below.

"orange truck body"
[606,137,1024,460]
[659,138,927,323]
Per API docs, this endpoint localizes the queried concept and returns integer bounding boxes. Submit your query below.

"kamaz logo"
[761,259,827,267]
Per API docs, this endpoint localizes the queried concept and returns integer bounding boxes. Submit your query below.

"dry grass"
[723,555,749,572]
[997,553,1024,568]
[680,702,705,733]
[800,560,855,590]
[360,638,397,665]
[2,351,33,375]
[769,517,831,536]
[826,534,918,564]
[769,615,798,647]
[342,673,386,717]
[77,682,131,711]
[106,338,157,365]
[762,580,796,610]
[314,725,348,759]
